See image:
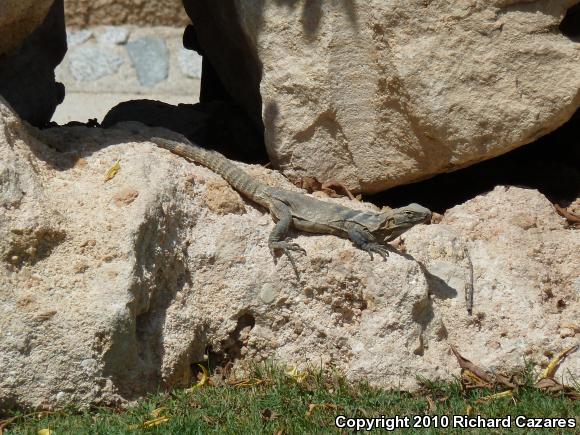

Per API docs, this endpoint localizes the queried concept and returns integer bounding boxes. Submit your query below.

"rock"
[67,29,93,47]
[184,1,580,193]
[126,37,169,87]
[0,0,55,56]
[55,27,198,99]
[177,48,202,79]
[64,0,189,27]
[0,0,66,127]
[69,46,124,81]
[97,26,130,45]
[404,186,580,380]
[1,99,578,408]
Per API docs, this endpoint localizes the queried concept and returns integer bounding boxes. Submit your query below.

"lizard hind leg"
[267,200,306,276]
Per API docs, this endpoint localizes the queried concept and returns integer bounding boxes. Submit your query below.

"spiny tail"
[151,137,267,204]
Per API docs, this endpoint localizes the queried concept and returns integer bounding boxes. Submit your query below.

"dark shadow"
[560,2,580,39]
[302,0,324,37]
[418,263,459,300]
[101,99,267,163]
[195,312,256,375]
[340,0,359,30]
[182,1,264,131]
[410,295,433,356]
[273,0,358,30]
[0,0,66,127]
[369,108,580,214]
[223,313,256,362]
[101,205,194,399]
[29,98,267,174]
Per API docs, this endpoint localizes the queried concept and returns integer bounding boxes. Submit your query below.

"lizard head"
[378,203,432,242]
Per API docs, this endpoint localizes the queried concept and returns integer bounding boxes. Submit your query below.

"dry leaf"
[38,430,53,435]
[151,407,166,418]
[426,396,436,413]
[536,378,580,399]
[186,363,209,392]
[143,416,170,428]
[536,378,565,393]
[461,369,492,388]
[285,365,307,383]
[538,344,578,381]
[128,416,170,430]
[228,377,266,388]
[451,346,516,389]
[306,403,338,417]
[202,415,216,425]
[475,390,513,404]
[104,160,121,181]
[553,204,580,225]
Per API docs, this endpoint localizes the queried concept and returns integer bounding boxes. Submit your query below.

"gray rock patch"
[260,283,278,304]
[98,26,130,45]
[178,48,202,79]
[69,46,123,81]
[126,37,169,87]
[67,29,93,47]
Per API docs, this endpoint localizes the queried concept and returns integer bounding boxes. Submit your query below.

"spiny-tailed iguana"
[151,136,431,272]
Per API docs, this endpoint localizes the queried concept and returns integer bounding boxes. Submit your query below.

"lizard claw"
[269,240,306,278]
[283,238,306,254]
[361,242,390,261]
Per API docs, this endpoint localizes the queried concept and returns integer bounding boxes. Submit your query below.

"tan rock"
[64,0,189,27]
[404,186,580,382]
[0,0,55,55]
[113,186,139,207]
[188,1,580,193]
[1,100,578,408]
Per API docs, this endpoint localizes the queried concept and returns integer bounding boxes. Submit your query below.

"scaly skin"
[151,136,432,273]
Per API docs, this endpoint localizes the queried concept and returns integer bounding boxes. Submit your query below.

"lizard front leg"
[346,225,390,261]
[268,199,306,275]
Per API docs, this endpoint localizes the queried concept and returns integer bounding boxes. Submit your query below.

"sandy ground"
[52,91,199,125]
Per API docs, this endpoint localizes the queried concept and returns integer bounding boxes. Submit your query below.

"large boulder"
[184,0,580,193]
[0,0,55,56]
[1,99,578,408]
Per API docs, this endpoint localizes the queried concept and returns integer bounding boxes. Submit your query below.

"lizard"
[150,135,432,273]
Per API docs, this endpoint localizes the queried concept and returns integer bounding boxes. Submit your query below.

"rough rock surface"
[1,100,578,409]
[64,0,189,27]
[186,0,580,193]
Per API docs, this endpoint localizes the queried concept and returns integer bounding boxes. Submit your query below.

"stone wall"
[64,0,189,27]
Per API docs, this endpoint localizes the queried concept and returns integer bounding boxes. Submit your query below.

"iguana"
[151,136,431,272]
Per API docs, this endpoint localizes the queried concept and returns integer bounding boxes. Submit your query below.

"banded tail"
[151,137,268,205]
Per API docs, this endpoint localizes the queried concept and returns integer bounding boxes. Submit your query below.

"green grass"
[2,364,579,434]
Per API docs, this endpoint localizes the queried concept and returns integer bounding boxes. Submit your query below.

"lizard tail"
[151,136,267,204]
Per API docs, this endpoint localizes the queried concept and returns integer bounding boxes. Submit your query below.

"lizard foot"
[269,240,306,277]
[360,242,390,261]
